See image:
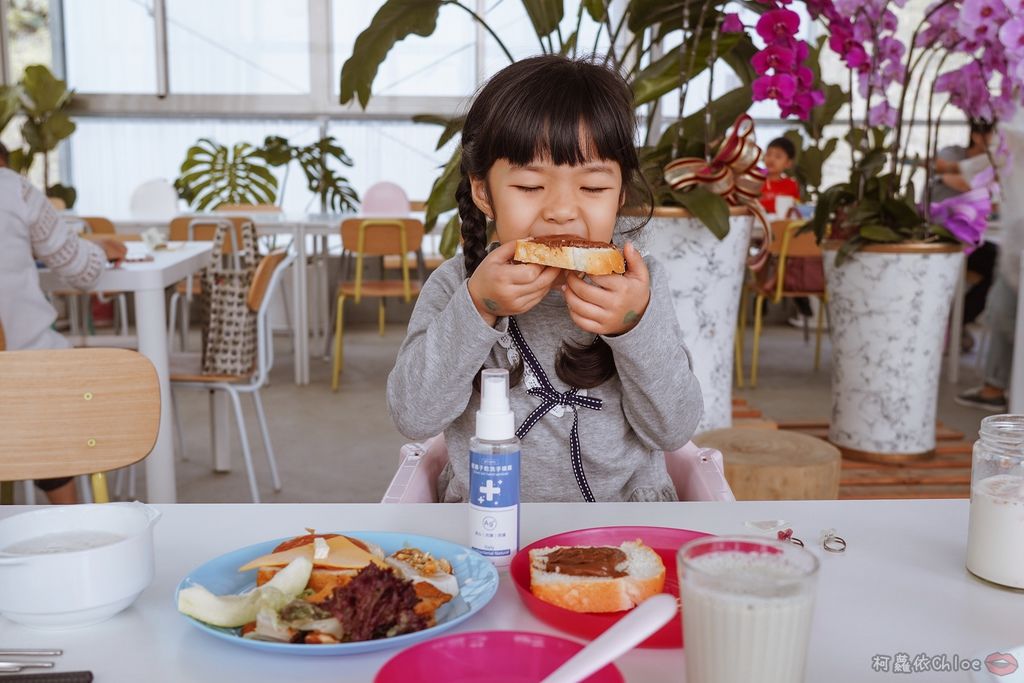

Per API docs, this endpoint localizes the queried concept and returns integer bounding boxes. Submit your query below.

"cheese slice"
[239,535,385,572]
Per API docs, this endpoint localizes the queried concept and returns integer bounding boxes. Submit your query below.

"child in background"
[386,55,703,503]
[760,137,802,216]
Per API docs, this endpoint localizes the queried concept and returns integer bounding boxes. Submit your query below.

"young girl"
[386,55,703,503]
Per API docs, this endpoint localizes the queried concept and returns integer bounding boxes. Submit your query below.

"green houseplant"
[0,64,77,207]
[175,136,359,213]
[337,0,843,433]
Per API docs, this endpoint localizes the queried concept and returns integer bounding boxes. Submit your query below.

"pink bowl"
[374,630,624,683]
[509,526,712,649]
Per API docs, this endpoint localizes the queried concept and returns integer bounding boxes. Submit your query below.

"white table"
[1,500,1020,682]
[37,242,212,503]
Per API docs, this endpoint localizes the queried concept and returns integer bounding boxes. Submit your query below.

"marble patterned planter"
[823,242,964,462]
[633,208,754,432]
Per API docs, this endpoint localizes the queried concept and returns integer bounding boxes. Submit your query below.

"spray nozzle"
[476,369,514,440]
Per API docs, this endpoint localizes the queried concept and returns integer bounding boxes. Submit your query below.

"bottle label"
[469,448,520,563]
[469,449,520,509]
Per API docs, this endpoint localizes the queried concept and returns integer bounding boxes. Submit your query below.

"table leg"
[292,225,309,385]
[210,392,232,472]
[1011,255,1024,413]
[134,288,177,503]
[946,259,966,384]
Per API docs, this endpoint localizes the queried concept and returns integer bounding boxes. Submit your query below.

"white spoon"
[540,593,679,683]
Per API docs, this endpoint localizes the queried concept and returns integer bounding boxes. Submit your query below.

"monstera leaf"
[294,136,360,212]
[176,138,279,210]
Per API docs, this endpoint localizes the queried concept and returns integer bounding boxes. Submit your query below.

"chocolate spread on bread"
[544,546,628,578]
[529,234,613,249]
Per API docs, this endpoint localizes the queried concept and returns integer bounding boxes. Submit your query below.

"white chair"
[170,249,295,503]
[129,179,179,218]
[382,435,735,503]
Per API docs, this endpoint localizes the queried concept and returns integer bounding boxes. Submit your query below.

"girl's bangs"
[481,72,635,168]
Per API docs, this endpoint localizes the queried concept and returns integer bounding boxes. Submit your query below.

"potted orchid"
[801,0,1024,462]
[338,0,838,431]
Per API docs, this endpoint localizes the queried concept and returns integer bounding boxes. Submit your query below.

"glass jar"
[966,414,1024,588]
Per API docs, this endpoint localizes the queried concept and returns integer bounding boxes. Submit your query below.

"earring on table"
[777,528,804,547]
[821,528,847,553]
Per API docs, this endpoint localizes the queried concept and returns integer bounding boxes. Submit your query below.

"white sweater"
[0,169,105,350]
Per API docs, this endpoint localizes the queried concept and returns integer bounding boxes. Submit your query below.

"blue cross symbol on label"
[479,479,501,502]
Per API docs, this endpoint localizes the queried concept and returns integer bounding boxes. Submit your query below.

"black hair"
[767,137,796,160]
[969,118,995,147]
[0,142,8,166]
[457,54,648,389]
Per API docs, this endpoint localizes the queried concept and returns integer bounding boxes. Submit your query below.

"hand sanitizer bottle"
[469,368,520,567]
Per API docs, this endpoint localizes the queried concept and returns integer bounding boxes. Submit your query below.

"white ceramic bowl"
[0,502,160,629]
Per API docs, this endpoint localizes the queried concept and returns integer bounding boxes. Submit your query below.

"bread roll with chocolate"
[529,540,665,613]
[514,235,625,275]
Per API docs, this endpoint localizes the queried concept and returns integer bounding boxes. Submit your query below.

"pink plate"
[374,630,624,683]
[510,526,712,649]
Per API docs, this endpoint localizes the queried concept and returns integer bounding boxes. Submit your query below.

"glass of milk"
[678,536,819,683]
[967,414,1024,588]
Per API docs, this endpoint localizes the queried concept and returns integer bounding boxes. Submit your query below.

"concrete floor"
[94,317,994,505]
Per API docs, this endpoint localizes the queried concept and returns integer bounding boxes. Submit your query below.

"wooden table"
[0,500,1019,681]
[37,242,212,503]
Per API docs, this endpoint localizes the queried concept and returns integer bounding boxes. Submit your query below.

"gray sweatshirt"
[386,255,704,502]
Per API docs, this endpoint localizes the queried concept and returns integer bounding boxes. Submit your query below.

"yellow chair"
[331,218,424,391]
[738,220,828,388]
[0,348,160,503]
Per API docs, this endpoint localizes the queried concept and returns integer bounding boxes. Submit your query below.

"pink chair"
[381,435,735,503]
[361,181,411,217]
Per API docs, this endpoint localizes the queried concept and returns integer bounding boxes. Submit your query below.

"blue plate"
[175,532,499,656]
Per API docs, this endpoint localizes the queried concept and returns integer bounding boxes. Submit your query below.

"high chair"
[330,217,424,391]
[381,435,736,503]
[738,220,828,388]
[0,348,160,504]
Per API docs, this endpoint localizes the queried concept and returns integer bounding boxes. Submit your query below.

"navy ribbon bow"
[508,317,602,502]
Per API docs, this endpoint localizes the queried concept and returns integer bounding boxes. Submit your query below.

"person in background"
[956,115,1023,413]
[0,157,127,503]
[930,119,1000,352]
[759,137,802,216]
[760,137,815,326]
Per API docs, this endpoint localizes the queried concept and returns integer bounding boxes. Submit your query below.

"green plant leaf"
[521,0,563,38]
[439,211,461,258]
[7,148,30,173]
[582,0,606,22]
[719,33,758,86]
[882,197,923,228]
[632,32,739,107]
[339,0,444,108]
[809,182,854,241]
[856,148,887,179]
[258,135,295,166]
[627,0,690,33]
[834,235,865,266]
[0,85,20,133]
[412,114,466,151]
[425,146,462,232]
[858,224,902,242]
[175,137,280,210]
[671,187,731,239]
[559,29,578,56]
[46,183,76,209]
[20,65,70,115]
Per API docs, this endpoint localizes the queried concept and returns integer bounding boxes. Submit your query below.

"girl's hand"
[467,240,562,326]
[562,242,650,336]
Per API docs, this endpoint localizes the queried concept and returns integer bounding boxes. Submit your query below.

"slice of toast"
[514,235,625,275]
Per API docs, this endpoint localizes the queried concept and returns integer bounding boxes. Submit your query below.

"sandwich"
[529,540,665,613]
[514,235,625,275]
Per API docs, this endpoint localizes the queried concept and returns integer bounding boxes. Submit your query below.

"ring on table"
[777,528,804,547]
[822,529,847,553]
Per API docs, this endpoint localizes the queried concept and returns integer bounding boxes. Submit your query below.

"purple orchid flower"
[722,13,744,33]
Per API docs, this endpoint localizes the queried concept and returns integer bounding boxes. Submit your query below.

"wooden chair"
[167,216,253,350]
[331,218,423,391]
[738,220,827,387]
[170,249,295,503]
[0,348,160,504]
[80,217,117,235]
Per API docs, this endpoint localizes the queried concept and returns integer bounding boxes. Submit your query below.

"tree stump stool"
[694,428,841,500]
